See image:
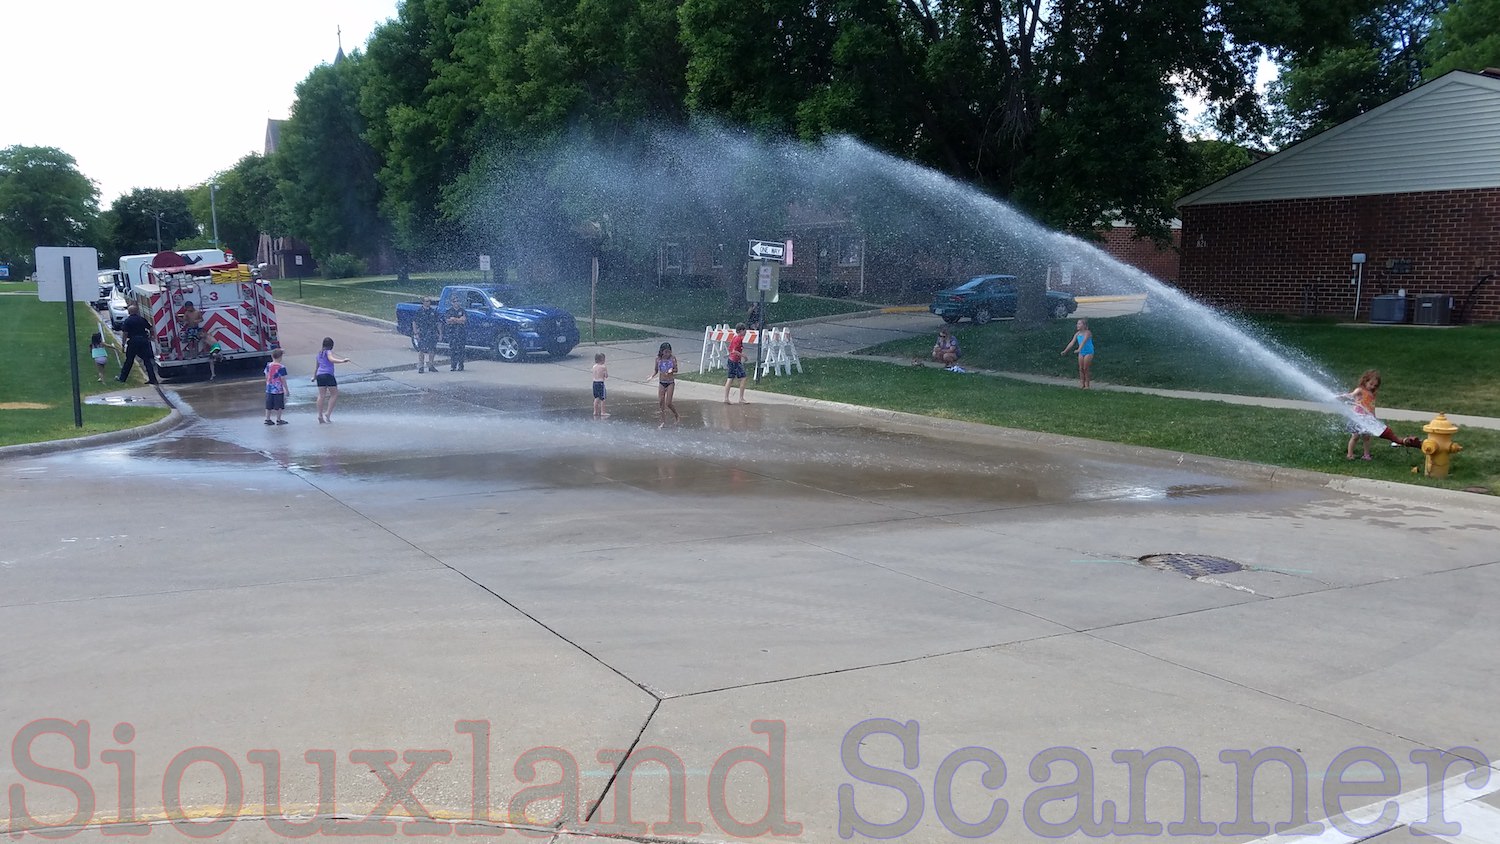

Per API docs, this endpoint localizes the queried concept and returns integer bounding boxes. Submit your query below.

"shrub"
[320,253,365,279]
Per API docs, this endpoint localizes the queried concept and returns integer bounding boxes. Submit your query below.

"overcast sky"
[0,0,400,206]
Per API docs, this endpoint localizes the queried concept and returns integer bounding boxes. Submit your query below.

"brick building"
[1097,221,1181,285]
[1177,69,1500,323]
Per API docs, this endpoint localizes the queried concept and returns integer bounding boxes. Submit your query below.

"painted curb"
[0,407,186,461]
[1074,295,1148,304]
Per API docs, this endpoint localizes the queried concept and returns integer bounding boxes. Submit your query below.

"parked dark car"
[395,284,579,361]
[929,275,1078,324]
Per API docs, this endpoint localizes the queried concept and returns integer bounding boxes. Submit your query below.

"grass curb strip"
[0,408,186,461]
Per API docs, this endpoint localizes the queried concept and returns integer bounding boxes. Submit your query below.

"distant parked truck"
[394,285,579,361]
[120,250,280,378]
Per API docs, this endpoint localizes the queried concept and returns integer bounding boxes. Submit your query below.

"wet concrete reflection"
[82,373,1301,511]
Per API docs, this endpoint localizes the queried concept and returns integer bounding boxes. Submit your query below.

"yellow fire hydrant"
[1420,413,1463,478]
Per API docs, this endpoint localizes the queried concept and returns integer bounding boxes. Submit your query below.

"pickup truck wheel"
[1050,301,1070,319]
[973,307,993,325]
[546,345,575,359]
[493,334,522,362]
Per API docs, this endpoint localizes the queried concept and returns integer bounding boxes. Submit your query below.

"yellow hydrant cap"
[1422,413,1459,435]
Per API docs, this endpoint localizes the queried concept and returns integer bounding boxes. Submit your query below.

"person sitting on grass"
[931,328,961,367]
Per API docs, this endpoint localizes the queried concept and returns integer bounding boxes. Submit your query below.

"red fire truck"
[122,251,281,377]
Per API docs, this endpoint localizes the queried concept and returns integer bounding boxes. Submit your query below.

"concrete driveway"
[3,302,1497,843]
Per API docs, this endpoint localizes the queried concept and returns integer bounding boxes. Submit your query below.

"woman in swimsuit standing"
[646,342,681,428]
[1060,319,1094,389]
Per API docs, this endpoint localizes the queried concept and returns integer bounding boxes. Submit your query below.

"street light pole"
[151,210,163,252]
[209,183,220,249]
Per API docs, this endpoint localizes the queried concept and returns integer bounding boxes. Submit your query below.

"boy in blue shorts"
[723,323,749,404]
[263,349,289,425]
[591,353,610,418]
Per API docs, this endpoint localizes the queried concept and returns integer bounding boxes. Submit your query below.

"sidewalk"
[857,354,1500,431]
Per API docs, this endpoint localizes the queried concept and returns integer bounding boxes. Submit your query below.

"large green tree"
[359,0,489,265]
[1268,0,1450,145]
[277,56,390,266]
[184,154,284,264]
[0,146,100,276]
[676,0,1354,235]
[269,0,1383,280]
[102,188,194,261]
[1423,0,1500,76]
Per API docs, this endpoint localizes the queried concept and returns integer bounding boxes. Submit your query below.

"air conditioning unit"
[1369,295,1406,324]
[1413,294,1452,326]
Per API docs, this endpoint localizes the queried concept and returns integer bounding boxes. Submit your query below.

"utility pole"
[210,184,220,249]
[149,210,164,252]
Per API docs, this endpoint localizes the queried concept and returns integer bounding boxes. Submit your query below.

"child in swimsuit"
[180,302,204,357]
[647,342,680,428]
[1060,319,1094,388]
[90,332,108,382]
[1339,369,1420,458]
[592,353,610,418]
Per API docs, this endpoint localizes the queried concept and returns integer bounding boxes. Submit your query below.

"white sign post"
[747,239,788,384]
[35,246,99,303]
[35,246,100,428]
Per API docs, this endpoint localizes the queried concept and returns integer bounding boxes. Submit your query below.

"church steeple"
[334,26,346,63]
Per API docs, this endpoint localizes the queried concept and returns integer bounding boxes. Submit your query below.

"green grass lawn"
[862,312,1500,416]
[0,297,168,447]
[682,357,1500,493]
[280,273,872,332]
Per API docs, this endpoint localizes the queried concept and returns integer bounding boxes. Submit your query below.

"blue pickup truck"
[395,285,580,361]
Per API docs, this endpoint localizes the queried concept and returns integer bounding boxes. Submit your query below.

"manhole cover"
[1139,554,1244,578]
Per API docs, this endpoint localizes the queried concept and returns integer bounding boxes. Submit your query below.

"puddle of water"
[68,375,1290,509]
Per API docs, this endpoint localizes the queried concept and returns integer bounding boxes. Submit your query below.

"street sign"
[744,261,780,302]
[479,254,491,272]
[34,247,99,302]
[295,255,304,266]
[0,263,10,279]
[748,240,785,262]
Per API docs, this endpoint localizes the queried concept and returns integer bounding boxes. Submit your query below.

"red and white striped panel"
[202,309,255,354]
[146,292,176,355]
[253,280,279,348]
[710,328,761,343]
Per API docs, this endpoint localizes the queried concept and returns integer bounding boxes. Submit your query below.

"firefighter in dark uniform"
[444,295,469,371]
[116,304,159,384]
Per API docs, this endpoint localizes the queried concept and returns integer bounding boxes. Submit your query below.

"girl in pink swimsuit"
[647,342,680,428]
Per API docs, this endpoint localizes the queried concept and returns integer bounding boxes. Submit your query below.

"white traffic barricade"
[757,327,803,377]
[699,324,730,373]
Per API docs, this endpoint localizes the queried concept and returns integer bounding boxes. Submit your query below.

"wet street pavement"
[4,304,1500,843]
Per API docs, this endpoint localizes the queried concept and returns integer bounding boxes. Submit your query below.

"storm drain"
[1138,554,1244,578]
